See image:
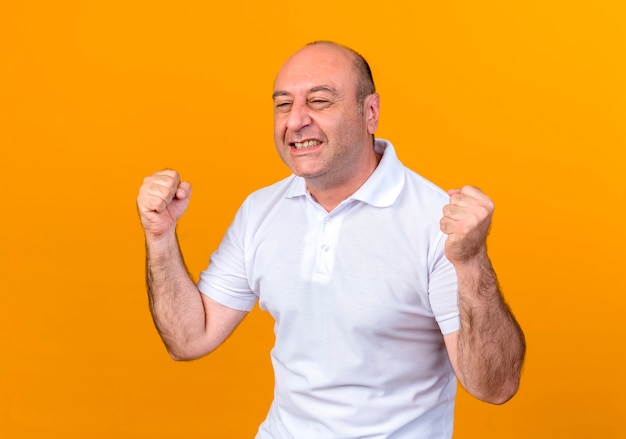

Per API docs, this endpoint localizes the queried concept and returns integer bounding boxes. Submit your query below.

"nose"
[285,101,312,132]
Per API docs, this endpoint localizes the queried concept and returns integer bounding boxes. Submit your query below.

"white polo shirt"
[198,139,460,439]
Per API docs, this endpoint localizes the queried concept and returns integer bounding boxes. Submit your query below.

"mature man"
[137,41,525,438]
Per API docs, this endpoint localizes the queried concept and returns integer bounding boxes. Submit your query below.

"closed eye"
[274,101,293,112]
[308,98,332,110]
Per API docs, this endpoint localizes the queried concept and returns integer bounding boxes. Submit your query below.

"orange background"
[1,1,625,438]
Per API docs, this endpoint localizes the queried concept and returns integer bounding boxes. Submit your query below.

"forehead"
[273,44,357,95]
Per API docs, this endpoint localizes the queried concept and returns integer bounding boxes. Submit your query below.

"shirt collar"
[349,138,405,207]
[285,138,405,208]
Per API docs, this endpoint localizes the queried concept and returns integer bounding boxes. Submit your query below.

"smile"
[292,140,321,150]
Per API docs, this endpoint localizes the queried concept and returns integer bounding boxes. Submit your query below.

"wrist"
[145,227,179,256]
[449,245,488,270]
[453,250,500,300]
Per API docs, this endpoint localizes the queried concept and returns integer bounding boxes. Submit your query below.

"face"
[272,44,379,191]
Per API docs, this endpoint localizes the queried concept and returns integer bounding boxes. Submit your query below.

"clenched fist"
[137,169,191,239]
[440,186,494,265]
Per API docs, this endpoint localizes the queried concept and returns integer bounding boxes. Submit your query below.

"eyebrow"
[272,85,338,100]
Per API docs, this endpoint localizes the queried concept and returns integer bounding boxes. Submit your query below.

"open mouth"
[291,140,321,150]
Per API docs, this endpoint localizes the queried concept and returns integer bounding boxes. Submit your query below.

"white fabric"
[198,139,460,438]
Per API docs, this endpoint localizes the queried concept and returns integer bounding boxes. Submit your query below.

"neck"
[307,151,382,212]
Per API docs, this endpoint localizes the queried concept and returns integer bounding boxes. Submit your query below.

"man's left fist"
[440,185,495,265]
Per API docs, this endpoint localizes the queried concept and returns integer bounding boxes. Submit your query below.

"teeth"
[293,140,320,150]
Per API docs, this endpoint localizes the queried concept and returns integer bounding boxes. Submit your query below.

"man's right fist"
[137,169,192,238]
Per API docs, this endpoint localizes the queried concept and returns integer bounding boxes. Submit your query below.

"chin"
[291,166,324,179]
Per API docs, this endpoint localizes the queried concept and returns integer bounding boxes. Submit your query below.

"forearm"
[454,250,526,404]
[145,230,208,360]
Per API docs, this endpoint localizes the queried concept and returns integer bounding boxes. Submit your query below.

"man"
[137,41,525,438]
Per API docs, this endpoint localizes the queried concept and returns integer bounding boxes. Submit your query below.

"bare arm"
[440,186,525,404]
[138,170,247,361]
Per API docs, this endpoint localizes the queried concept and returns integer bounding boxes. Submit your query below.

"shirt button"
[325,217,333,224]
[321,244,330,252]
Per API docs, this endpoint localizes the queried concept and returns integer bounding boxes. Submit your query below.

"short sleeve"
[428,233,460,334]
[197,202,258,312]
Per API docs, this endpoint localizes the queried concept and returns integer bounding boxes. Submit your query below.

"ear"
[364,93,380,135]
